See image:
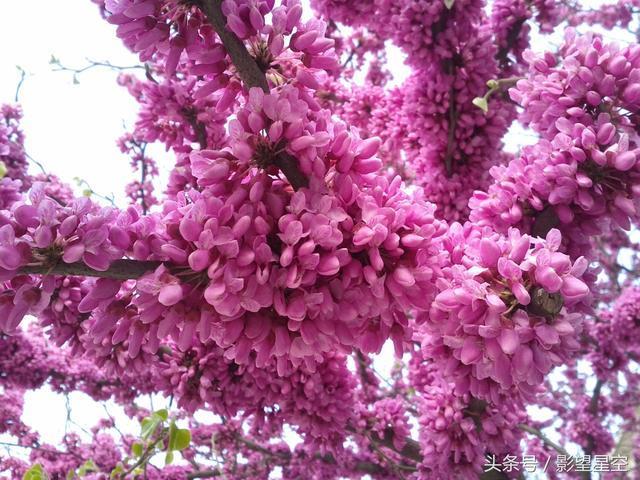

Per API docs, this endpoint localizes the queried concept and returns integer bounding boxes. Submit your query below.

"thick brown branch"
[182,108,209,149]
[444,85,457,177]
[20,259,162,280]
[200,0,308,190]
[584,379,605,457]
[496,18,526,67]
[187,472,221,479]
[369,427,421,463]
[201,0,269,92]
[274,151,309,190]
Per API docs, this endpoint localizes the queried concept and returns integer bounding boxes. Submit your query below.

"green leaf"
[165,451,174,465]
[167,421,177,450]
[167,421,191,451]
[444,0,455,9]
[0,161,7,179]
[154,409,169,421]
[131,442,144,458]
[173,429,191,451]
[66,471,75,480]
[140,417,160,440]
[77,460,98,476]
[109,465,124,479]
[23,465,49,480]
[472,96,489,113]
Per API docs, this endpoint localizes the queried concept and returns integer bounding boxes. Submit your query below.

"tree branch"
[496,18,526,67]
[231,434,386,476]
[14,66,26,103]
[273,152,309,190]
[200,0,309,190]
[187,472,222,479]
[519,424,570,456]
[20,259,163,280]
[348,425,508,479]
[584,379,605,456]
[182,108,209,150]
[200,0,269,92]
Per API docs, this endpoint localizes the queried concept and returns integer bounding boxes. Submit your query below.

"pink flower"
[420,226,591,400]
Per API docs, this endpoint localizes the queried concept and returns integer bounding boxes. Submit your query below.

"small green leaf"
[78,460,98,476]
[167,421,177,451]
[66,471,75,480]
[110,465,124,479]
[173,429,191,451]
[0,161,7,179]
[23,465,49,480]
[165,451,174,465]
[472,96,489,113]
[154,409,169,421]
[444,0,455,9]
[131,442,144,457]
[141,416,160,440]
[486,79,499,89]
[167,421,191,451]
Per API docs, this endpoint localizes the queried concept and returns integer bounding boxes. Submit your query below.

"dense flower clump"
[471,31,640,259]
[421,226,591,402]
[95,86,447,372]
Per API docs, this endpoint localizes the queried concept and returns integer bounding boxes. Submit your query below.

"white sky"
[0,0,173,206]
[0,0,172,457]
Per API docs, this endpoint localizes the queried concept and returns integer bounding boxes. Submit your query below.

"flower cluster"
[157,343,356,445]
[0,185,133,332]
[471,32,640,261]
[118,133,159,212]
[71,80,446,372]
[106,0,339,101]
[420,225,591,401]
[417,377,524,479]
[590,285,640,377]
[0,104,28,184]
[117,74,229,151]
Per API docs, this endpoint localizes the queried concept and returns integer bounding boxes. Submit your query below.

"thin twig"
[14,66,26,103]
[518,424,570,456]
[0,441,82,460]
[26,153,49,176]
[51,57,145,76]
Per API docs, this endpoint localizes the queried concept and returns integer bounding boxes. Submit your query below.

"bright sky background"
[0,0,637,475]
[0,0,173,458]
